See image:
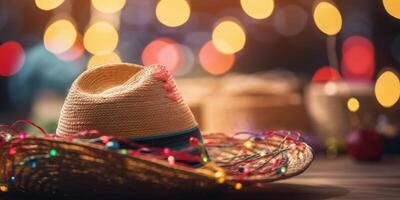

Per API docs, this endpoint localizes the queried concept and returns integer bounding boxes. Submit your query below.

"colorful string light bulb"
[0,185,8,192]
[168,155,175,165]
[189,137,199,147]
[234,182,242,190]
[49,149,58,157]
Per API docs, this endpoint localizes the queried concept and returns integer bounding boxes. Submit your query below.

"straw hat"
[0,63,314,196]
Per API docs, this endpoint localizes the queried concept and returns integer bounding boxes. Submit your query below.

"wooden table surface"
[1,156,399,199]
[218,156,400,200]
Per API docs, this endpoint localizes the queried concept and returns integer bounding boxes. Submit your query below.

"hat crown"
[56,63,198,139]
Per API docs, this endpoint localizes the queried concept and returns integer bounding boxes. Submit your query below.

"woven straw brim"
[0,134,313,195]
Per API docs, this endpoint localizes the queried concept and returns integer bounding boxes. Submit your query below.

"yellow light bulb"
[212,20,246,54]
[347,97,360,112]
[87,52,122,69]
[313,2,342,35]
[240,0,274,19]
[44,19,77,54]
[35,0,64,11]
[84,22,119,55]
[0,185,8,192]
[92,0,126,14]
[383,0,400,20]
[375,70,400,107]
[156,0,191,27]
[244,140,253,149]
[234,182,242,190]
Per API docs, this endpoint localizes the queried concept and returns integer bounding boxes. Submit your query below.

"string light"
[168,155,175,165]
[156,0,191,27]
[0,41,25,77]
[212,20,246,54]
[49,149,58,157]
[383,0,400,20]
[199,41,235,75]
[375,70,400,107]
[92,0,126,14]
[243,140,253,149]
[0,185,8,192]
[313,2,342,35]
[240,0,274,20]
[234,182,242,190]
[83,21,119,55]
[87,52,122,69]
[347,97,360,112]
[189,137,199,147]
[1,120,310,192]
[44,19,77,54]
[35,0,64,11]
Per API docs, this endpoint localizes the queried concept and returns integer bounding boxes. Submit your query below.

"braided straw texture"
[0,136,222,196]
[0,133,313,195]
[56,63,197,138]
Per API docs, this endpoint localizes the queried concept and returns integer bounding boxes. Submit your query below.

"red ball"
[347,129,384,161]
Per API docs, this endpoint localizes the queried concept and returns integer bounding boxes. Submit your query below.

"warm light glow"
[35,0,64,11]
[84,21,119,55]
[156,0,191,27]
[341,35,375,82]
[199,41,235,75]
[0,41,25,77]
[383,0,400,20]
[92,0,126,14]
[375,70,400,107]
[240,0,274,20]
[87,52,121,69]
[56,35,84,61]
[312,66,341,82]
[313,2,342,35]
[212,20,246,54]
[142,38,181,73]
[347,97,360,112]
[44,20,77,54]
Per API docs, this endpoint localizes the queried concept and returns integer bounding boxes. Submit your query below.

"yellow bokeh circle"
[83,21,119,55]
[44,19,77,54]
[212,20,246,54]
[375,70,400,107]
[347,97,360,112]
[383,0,400,20]
[92,0,126,14]
[156,0,191,27]
[313,2,342,35]
[240,0,274,20]
[35,0,64,11]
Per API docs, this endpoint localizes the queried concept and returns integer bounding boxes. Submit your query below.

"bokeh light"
[156,0,191,27]
[84,21,119,55]
[0,41,25,77]
[347,97,360,112]
[212,20,246,54]
[174,44,195,76]
[199,41,235,75]
[274,5,308,37]
[375,70,400,107]
[312,66,341,82]
[56,34,84,61]
[313,2,342,35]
[87,52,122,69]
[240,0,274,20]
[383,0,400,20]
[341,35,375,82]
[92,0,126,14]
[142,38,181,73]
[35,0,64,11]
[44,19,77,54]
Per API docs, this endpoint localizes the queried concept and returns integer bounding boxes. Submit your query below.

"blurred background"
[0,0,399,159]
